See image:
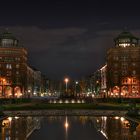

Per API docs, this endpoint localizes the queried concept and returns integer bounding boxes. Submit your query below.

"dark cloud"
[0,0,140,80]
[1,26,139,80]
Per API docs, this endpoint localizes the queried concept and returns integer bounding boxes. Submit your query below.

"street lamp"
[64,78,69,93]
[75,81,78,95]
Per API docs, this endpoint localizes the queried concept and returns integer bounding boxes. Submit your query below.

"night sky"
[1,0,140,80]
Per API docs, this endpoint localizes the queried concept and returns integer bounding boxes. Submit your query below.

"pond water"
[0,116,140,140]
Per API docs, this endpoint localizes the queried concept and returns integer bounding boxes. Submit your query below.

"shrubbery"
[0,98,31,104]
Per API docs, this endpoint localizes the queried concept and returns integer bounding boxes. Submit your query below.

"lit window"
[132,70,136,75]
[16,64,20,68]
[114,56,119,60]
[114,63,118,67]
[16,71,19,75]
[2,39,13,47]
[132,63,136,66]
[119,43,130,47]
[6,64,12,69]
[15,58,20,61]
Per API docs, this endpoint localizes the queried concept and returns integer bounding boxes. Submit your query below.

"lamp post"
[64,78,69,93]
[75,81,78,95]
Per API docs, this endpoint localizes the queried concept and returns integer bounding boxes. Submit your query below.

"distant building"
[107,31,140,97]
[27,66,34,97]
[0,32,28,98]
[27,66,49,97]
[90,70,101,96]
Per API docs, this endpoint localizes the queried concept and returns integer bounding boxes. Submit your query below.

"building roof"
[114,31,139,41]
[0,32,17,40]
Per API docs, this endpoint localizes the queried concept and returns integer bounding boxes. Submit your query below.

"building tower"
[107,31,140,97]
[0,31,28,98]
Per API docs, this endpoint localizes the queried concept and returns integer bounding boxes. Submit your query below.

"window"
[16,64,20,68]
[119,43,130,47]
[6,64,12,69]
[122,63,128,68]
[2,39,13,47]
[114,63,118,67]
[133,79,137,84]
[122,70,127,76]
[6,71,12,76]
[132,63,136,66]
[114,56,119,61]
[132,70,136,75]
[15,57,21,61]
[16,71,19,75]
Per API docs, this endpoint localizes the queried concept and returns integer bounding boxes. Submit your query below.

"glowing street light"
[64,78,69,93]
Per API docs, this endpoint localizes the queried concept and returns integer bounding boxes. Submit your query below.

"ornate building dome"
[0,32,19,47]
[114,31,139,48]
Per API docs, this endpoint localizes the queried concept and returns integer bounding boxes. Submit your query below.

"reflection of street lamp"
[64,116,69,139]
[64,78,69,93]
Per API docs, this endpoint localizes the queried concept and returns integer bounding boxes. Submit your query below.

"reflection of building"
[1,116,41,140]
[0,32,27,98]
[94,116,138,140]
[107,31,140,97]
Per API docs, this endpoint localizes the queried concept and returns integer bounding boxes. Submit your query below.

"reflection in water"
[94,116,140,140]
[64,116,69,140]
[0,116,140,140]
[0,116,41,140]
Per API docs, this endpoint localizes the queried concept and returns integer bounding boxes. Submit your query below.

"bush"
[0,98,31,104]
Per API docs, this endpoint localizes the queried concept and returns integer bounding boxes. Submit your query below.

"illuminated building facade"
[0,32,27,98]
[107,31,140,97]
[100,65,107,97]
